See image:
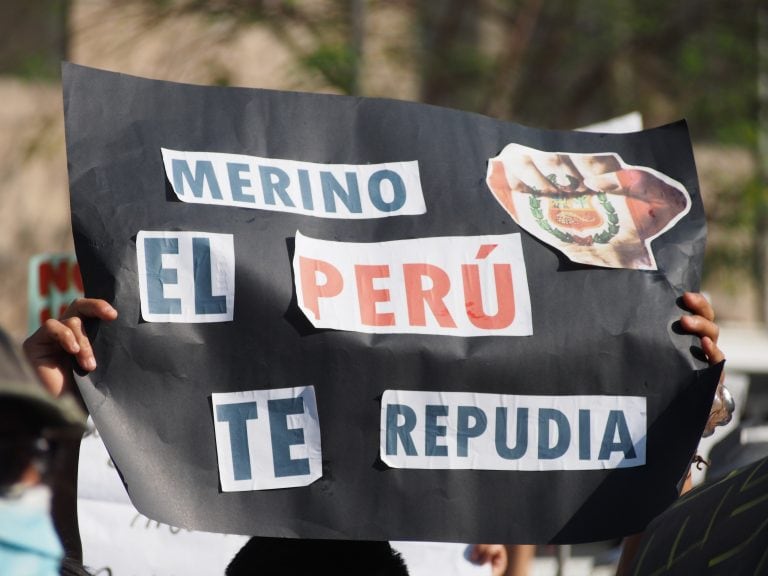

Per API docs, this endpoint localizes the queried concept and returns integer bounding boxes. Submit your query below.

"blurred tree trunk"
[350,0,365,96]
[417,0,475,106]
[479,0,542,119]
[60,0,70,62]
[757,3,768,323]
[610,0,634,117]
[0,0,69,78]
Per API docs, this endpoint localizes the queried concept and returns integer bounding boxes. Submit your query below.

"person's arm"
[616,292,726,576]
[23,298,118,562]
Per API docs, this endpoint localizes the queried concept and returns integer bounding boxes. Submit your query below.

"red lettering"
[403,263,456,328]
[355,265,395,326]
[297,240,524,334]
[38,304,69,325]
[299,256,343,320]
[38,261,69,297]
[461,262,515,329]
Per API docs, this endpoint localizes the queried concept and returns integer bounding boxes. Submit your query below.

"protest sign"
[27,252,83,333]
[64,63,721,543]
[76,422,487,575]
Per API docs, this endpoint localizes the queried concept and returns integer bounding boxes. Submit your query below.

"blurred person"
[226,537,410,576]
[0,322,89,575]
[21,299,117,568]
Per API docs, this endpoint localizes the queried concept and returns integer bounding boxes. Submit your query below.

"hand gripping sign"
[65,63,721,544]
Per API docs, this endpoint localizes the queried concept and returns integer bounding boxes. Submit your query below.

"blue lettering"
[297,169,313,210]
[268,397,310,477]
[259,166,295,207]
[495,407,528,459]
[144,237,181,315]
[192,238,227,315]
[368,169,406,213]
[599,410,636,459]
[321,172,362,214]
[171,159,222,199]
[457,406,487,457]
[425,405,449,457]
[386,404,417,456]
[227,162,255,203]
[538,408,570,459]
[579,409,591,460]
[216,402,258,481]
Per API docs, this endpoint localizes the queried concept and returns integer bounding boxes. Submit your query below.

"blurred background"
[0,1,765,574]
[0,0,764,339]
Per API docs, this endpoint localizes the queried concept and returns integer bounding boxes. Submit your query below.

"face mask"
[0,484,63,575]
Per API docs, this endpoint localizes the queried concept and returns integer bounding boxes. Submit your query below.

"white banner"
[161,148,426,219]
[136,230,235,323]
[293,232,532,337]
[212,386,323,491]
[381,390,646,470]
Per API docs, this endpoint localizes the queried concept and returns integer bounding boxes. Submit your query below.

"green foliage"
[7,54,58,81]
[301,43,356,95]
[0,0,67,81]
[6,0,762,313]
[124,0,758,149]
[702,175,767,305]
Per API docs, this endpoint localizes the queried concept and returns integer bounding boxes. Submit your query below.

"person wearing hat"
[0,298,115,575]
[0,323,88,575]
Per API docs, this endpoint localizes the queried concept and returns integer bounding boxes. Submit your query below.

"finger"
[528,151,584,191]
[61,298,118,322]
[37,318,82,355]
[569,153,621,176]
[701,336,725,365]
[61,316,98,372]
[681,292,715,322]
[582,172,623,193]
[679,314,720,345]
[498,145,559,193]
